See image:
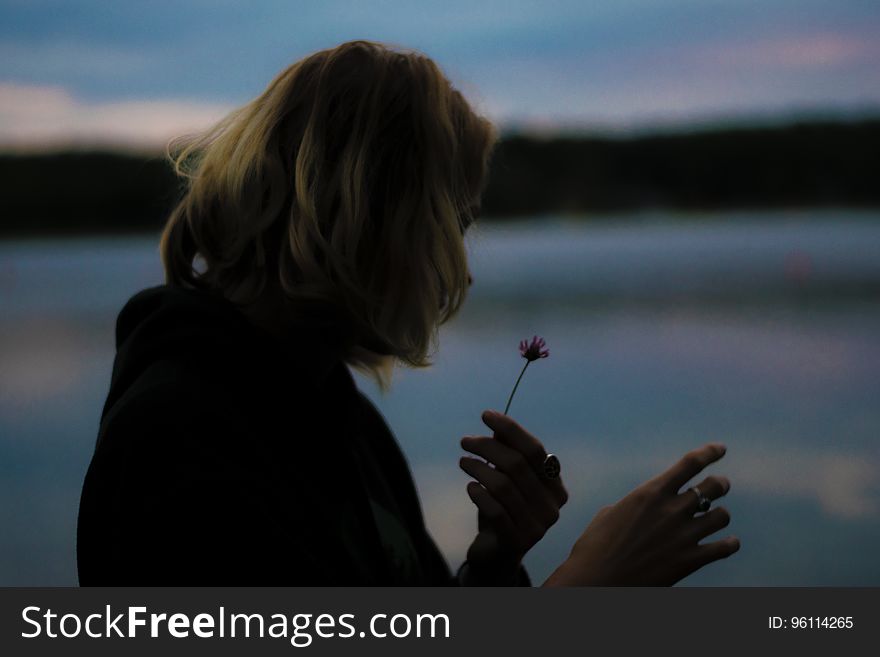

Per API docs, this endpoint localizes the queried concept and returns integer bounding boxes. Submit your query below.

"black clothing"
[76,285,530,585]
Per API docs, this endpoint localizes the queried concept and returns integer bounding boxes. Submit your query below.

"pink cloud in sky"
[0,83,232,150]
[703,31,880,71]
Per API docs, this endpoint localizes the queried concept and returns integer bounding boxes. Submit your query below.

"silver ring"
[689,485,711,513]
[543,453,561,480]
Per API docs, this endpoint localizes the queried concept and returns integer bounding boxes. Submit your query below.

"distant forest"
[1,119,878,236]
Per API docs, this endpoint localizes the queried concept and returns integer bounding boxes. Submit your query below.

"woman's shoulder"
[102,353,228,420]
[92,359,249,481]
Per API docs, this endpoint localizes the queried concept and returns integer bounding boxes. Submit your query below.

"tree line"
[1,119,877,236]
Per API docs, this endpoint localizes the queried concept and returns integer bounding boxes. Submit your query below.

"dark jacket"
[77,285,529,586]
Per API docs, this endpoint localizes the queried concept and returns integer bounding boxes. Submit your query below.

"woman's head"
[161,40,494,379]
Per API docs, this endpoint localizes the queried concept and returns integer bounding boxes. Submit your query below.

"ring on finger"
[542,453,561,480]
[689,485,711,513]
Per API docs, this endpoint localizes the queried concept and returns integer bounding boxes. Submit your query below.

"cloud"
[0,82,233,150]
[706,32,880,71]
[467,23,880,129]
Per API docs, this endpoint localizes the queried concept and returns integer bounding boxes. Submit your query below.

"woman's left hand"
[459,410,568,581]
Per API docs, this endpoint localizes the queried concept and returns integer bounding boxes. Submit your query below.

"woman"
[77,40,739,586]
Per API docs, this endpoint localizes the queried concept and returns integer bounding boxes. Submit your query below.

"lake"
[1,210,879,585]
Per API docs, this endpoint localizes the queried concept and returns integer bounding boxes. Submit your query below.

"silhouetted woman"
[77,41,739,585]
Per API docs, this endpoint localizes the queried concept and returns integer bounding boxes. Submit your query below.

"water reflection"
[1,212,878,585]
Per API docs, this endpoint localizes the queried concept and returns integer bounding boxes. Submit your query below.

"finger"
[462,436,565,516]
[462,435,562,502]
[460,456,534,525]
[480,410,569,504]
[675,474,731,514]
[465,481,518,541]
[460,456,546,539]
[683,536,741,574]
[658,443,727,492]
[481,411,546,463]
[681,507,731,544]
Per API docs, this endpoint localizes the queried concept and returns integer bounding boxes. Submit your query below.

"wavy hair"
[160,40,495,382]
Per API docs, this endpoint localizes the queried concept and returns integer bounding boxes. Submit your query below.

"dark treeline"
[1,119,878,236]
[485,119,879,217]
[1,152,181,236]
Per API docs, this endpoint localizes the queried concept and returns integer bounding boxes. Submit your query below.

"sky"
[1,0,879,148]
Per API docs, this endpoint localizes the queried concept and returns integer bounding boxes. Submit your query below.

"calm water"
[1,211,879,586]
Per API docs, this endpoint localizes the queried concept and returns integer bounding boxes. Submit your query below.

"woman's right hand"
[543,443,740,586]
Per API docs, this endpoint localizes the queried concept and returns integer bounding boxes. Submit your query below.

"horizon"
[1,111,878,156]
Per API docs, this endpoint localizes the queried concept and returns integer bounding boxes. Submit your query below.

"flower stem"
[504,360,530,415]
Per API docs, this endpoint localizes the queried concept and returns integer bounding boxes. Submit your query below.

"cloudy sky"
[1,0,879,147]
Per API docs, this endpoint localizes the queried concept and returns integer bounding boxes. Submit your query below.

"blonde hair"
[160,40,495,382]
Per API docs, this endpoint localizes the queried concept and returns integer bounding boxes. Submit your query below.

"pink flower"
[505,336,550,414]
[519,335,549,362]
